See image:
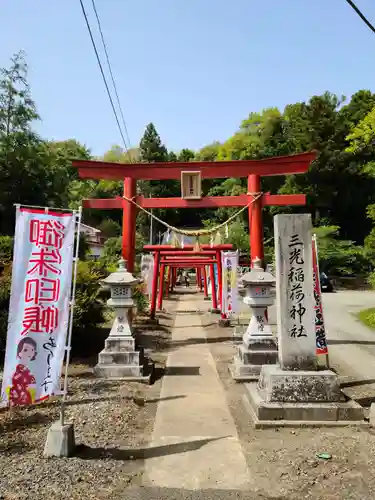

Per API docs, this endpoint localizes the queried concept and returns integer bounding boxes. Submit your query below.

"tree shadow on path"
[75,435,229,461]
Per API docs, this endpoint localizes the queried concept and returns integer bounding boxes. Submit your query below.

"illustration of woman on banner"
[7,337,38,406]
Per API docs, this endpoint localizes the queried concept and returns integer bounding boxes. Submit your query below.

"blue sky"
[1,0,375,156]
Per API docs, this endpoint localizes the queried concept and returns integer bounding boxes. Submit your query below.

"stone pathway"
[143,294,251,490]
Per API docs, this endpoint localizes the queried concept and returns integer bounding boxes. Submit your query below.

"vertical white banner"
[206,266,212,296]
[141,254,154,297]
[221,251,239,315]
[1,207,75,406]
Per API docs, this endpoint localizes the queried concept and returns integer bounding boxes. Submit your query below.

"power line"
[91,0,133,155]
[344,0,375,34]
[78,0,131,155]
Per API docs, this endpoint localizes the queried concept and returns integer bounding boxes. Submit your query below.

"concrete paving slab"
[143,295,251,490]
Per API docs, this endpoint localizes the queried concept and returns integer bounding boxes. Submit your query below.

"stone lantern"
[231,258,278,381]
[94,259,152,381]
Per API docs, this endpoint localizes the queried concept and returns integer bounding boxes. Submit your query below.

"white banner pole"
[60,206,82,426]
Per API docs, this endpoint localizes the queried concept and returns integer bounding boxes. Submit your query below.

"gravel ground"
[3,292,375,500]
[204,317,375,500]
[0,313,173,500]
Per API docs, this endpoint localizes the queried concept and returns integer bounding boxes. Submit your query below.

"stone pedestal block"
[230,338,278,382]
[44,421,75,457]
[258,365,341,403]
[94,336,152,382]
[232,325,245,342]
[243,364,365,427]
[145,318,159,326]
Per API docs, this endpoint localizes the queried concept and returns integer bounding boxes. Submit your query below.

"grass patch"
[357,307,375,329]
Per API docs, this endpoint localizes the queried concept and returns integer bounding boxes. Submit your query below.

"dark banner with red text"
[312,236,328,355]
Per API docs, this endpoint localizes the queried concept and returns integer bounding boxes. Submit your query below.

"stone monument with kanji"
[244,214,364,426]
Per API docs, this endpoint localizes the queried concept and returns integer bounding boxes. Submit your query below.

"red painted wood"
[162,256,214,260]
[122,178,137,272]
[164,263,209,267]
[82,193,306,210]
[150,251,160,319]
[163,262,214,266]
[249,175,264,265]
[73,151,316,181]
[157,263,166,310]
[144,244,233,251]
[159,250,217,255]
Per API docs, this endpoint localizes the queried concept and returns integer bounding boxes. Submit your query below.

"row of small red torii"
[143,243,233,316]
[72,151,316,318]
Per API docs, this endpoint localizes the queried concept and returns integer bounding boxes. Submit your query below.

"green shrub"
[100,236,122,267]
[368,270,375,290]
[133,283,149,314]
[357,307,375,329]
[73,260,107,331]
[0,236,13,264]
[0,265,12,358]
[314,225,368,276]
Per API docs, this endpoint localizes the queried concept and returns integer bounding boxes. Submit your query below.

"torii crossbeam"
[72,151,316,272]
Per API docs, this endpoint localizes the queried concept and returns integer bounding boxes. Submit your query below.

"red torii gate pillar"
[122,178,137,272]
[249,174,264,264]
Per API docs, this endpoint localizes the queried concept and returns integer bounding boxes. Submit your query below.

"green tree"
[346,105,375,274]
[178,148,195,162]
[98,218,121,237]
[138,123,180,239]
[100,144,139,163]
[0,52,50,233]
[314,226,367,276]
[44,139,91,208]
[195,141,221,161]
[278,91,375,243]
[139,123,168,162]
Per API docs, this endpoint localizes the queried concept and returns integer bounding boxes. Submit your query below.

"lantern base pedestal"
[94,336,153,383]
[145,317,159,326]
[232,325,245,342]
[242,365,365,427]
[230,336,278,381]
[218,318,231,328]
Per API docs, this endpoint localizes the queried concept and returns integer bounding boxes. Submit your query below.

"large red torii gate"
[72,151,316,272]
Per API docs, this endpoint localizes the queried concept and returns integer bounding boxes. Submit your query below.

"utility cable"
[91,0,133,159]
[78,0,131,155]
[344,0,375,34]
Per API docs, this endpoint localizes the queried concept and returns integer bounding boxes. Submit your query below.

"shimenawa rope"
[120,191,263,237]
